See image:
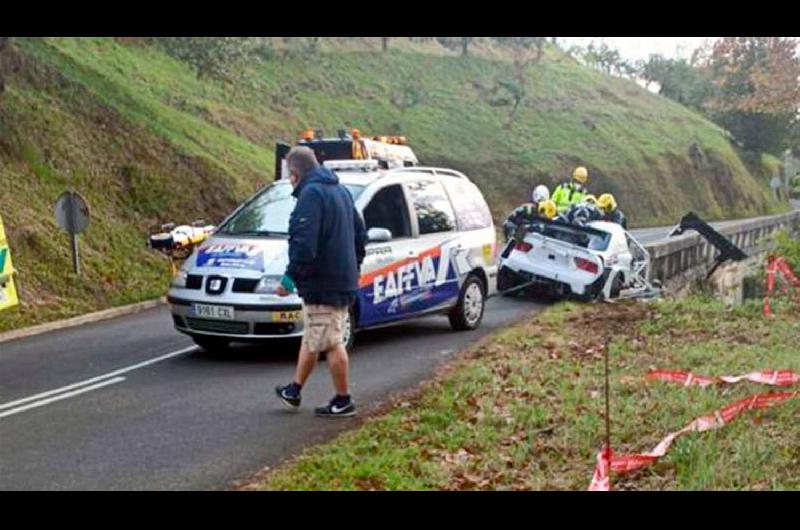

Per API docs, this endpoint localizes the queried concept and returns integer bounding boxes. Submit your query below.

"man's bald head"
[286,146,319,184]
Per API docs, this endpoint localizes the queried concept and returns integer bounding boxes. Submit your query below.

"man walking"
[275,146,366,417]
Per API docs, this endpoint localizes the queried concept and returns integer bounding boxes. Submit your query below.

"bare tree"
[382,37,390,52]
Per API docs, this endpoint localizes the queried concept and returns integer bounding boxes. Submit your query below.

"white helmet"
[532,185,550,204]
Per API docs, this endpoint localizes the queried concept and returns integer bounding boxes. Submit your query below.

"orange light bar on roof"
[300,128,315,141]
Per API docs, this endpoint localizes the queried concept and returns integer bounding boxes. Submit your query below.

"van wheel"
[449,275,486,331]
[192,335,231,352]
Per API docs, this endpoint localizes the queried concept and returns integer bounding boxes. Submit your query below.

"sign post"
[55,190,91,276]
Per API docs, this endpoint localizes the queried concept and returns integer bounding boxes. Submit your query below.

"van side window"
[363,184,412,239]
[443,179,493,231]
[406,180,457,235]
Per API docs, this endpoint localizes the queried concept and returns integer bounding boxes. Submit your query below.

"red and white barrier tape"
[764,256,800,316]
[588,368,800,491]
[646,369,800,388]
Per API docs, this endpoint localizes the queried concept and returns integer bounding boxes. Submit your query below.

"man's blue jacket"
[286,166,367,307]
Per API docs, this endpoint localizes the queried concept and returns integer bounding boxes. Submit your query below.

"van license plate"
[272,310,303,323]
[193,304,234,320]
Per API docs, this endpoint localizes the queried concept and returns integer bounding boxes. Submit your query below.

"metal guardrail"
[643,210,800,283]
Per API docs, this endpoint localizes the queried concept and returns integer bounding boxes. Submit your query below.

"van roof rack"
[383,167,468,180]
[323,159,380,172]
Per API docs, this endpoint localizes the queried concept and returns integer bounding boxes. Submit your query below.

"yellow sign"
[271,310,303,323]
[0,214,19,311]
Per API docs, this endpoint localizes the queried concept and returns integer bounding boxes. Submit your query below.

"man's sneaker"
[275,383,301,410]
[315,396,356,418]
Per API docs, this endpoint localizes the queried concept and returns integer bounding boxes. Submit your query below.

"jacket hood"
[293,166,339,197]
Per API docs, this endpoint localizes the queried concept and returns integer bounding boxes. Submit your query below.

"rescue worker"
[552,166,589,213]
[538,199,557,221]
[560,203,593,226]
[597,193,627,229]
[502,185,550,241]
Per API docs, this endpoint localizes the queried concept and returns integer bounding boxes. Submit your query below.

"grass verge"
[247,295,800,490]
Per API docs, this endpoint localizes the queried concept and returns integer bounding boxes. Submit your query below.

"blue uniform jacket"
[286,166,367,307]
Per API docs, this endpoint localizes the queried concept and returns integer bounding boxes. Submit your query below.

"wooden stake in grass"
[604,336,611,455]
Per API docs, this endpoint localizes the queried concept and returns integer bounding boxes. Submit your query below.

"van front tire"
[449,275,486,331]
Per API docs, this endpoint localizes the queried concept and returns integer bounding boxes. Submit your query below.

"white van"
[167,162,498,351]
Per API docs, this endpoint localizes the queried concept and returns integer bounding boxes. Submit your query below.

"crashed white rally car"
[497,218,655,301]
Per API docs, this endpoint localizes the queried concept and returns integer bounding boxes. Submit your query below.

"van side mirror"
[367,227,392,243]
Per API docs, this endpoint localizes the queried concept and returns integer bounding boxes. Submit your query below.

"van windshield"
[217,182,365,236]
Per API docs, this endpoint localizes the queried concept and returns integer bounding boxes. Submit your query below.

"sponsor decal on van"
[196,243,265,271]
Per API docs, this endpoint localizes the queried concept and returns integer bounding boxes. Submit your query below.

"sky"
[558,37,718,62]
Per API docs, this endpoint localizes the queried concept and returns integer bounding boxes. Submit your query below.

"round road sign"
[55,191,91,234]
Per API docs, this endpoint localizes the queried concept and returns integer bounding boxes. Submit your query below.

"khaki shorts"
[301,304,347,354]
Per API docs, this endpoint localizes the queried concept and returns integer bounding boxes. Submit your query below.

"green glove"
[280,274,296,293]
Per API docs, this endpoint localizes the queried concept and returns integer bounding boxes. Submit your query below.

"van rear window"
[443,179,493,231]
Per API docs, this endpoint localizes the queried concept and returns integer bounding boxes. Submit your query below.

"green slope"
[0,37,785,331]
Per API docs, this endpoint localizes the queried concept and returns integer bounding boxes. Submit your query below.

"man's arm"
[353,207,367,268]
[286,189,323,283]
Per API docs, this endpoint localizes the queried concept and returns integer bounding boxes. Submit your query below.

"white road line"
[0,345,197,412]
[0,376,126,419]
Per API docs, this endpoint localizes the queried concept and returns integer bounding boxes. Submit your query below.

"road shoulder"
[0,297,165,344]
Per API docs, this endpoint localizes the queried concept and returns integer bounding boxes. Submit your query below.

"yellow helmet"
[573,166,588,184]
[583,194,598,206]
[538,199,557,220]
[598,193,617,213]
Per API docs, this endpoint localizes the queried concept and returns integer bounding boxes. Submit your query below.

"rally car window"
[363,184,411,239]
[442,178,493,231]
[528,219,610,251]
[406,180,457,235]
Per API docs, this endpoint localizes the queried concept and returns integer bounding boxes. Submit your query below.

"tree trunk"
[462,38,468,56]
[382,37,389,52]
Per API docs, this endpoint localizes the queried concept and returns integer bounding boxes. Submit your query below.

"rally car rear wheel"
[449,275,486,331]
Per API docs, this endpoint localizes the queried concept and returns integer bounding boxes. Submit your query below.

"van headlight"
[171,270,189,288]
[254,275,282,294]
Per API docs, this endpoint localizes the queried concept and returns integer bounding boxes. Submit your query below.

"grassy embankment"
[0,37,785,332]
[251,292,800,491]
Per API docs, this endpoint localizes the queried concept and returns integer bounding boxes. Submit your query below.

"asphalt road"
[0,294,545,490]
[0,215,790,490]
